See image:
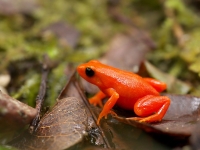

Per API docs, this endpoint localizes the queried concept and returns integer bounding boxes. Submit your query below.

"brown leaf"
[0,91,37,143]
[113,94,200,137]
[9,73,111,150]
[58,74,111,147]
[0,91,37,128]
[10,97,87,150]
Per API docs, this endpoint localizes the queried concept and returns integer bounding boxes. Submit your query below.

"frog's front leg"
[97,88,119,125]
[89,91,106,107]
[130,95,170,122]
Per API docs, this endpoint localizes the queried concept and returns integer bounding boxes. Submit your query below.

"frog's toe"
[126,117,143,122]
[109,110,118,116]
[135,116,162,123]
[138,119,147,123]
[89,98,103,107]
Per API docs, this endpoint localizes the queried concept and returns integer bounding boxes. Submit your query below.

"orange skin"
[77,60,170,125]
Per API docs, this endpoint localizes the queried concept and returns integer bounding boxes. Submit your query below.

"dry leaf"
[9,74,110,150]
[113,94,200,137]
[0,91,37,129]
[0,91,37,143]
[10,97,87,150]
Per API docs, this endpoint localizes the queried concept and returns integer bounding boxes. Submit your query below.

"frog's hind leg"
[143,78,167,92]
[129,95,170,123]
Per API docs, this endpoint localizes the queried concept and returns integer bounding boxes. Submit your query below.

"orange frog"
[77,60,170,125]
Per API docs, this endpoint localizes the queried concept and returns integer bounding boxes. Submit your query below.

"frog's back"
[97,63,159,110]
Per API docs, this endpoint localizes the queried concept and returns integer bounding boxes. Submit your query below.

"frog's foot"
[89,91,106,107]
[97,107,118,125]
[89,97,103,107]
[103,110,118,119]
[97,111,106,125]
[97,111,116,124]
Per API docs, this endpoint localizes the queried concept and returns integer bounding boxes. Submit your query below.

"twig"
[29,54,52,133]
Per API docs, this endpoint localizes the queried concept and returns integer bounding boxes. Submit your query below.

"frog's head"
[77,60,104,87]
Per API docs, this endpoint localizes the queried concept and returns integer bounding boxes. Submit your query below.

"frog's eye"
[85,67,95,77]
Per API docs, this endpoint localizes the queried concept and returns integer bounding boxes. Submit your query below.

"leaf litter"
[9,73,110,150]
[0,91,37,144]
[113,94,200,137]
